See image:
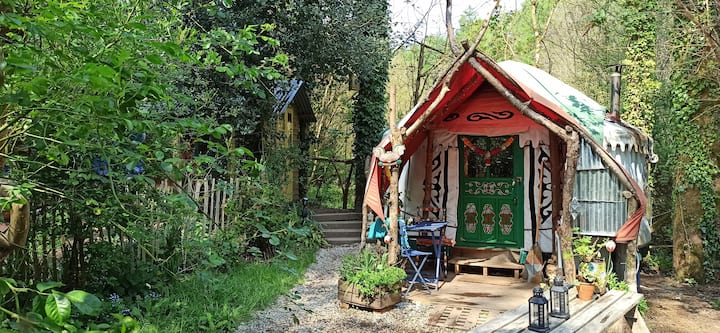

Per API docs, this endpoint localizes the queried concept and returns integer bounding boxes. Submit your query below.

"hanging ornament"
[605,239,617,252]
[374,144,405,164]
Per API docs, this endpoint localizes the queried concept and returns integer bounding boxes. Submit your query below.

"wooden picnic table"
[470,289,649,333]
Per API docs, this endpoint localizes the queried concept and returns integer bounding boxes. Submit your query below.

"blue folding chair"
[398,218,433,296]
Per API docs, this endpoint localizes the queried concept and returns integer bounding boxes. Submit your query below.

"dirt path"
[641,273,720,332]
[235,244,443,333]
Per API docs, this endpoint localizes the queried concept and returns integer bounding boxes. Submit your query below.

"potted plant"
[338,247,406,310]
[571,234,607,300]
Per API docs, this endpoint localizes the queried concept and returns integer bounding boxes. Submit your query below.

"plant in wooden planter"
[572,234,607,300]
[338,247,406,310]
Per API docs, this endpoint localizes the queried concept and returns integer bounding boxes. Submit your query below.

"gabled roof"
[273,80,316,122]
[364,51,647,242]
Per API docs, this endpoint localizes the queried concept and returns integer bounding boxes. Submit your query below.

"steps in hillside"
[313,210,363,245]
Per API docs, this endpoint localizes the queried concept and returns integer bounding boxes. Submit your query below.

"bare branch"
[445,0,461,56]
[674,0,720,66]
[404,0,500,138]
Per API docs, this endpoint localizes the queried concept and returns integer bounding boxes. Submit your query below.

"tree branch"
[445,0,461,56]
[404,0,500,138]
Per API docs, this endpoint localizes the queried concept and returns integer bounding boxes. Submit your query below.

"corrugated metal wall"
[573,138,649,236]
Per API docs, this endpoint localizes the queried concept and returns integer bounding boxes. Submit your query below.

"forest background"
[0,0,719,331]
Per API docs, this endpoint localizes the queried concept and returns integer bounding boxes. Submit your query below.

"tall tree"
[654,0,720,281]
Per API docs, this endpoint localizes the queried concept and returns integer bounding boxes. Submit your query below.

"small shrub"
[709,299,720,310]
[637,297,649,316]
[339,247,406,301]
[643,248,673,274]
[606,271,630,291]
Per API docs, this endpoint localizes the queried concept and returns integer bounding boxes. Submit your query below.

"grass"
[138,246,319,332]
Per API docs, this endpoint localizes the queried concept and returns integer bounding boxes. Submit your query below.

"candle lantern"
[528,286,550,332]
[549,276,570,319]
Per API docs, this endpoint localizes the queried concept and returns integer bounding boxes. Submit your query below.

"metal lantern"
[528,286,550,332]
[549,276,570,319]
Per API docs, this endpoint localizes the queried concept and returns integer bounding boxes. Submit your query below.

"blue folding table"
[405,221,448,289]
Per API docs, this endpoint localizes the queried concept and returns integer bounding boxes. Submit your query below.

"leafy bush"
[606,271,629,291]
[0,278,138,332]
[224,177,326,262]
[642,248,674,274]
[84,242,162,298]
[339,247,406,300]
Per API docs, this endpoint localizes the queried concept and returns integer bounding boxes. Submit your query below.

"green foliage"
[138,247,317,332]
[339,247,406,300]
[224,177,326,261]
[0,0,301,296]
[683,277,698,286]
[618,0,660,134]
[606,271,629,292]
[642,249,674,274]
[653,7,720,279]
[571,234,603,263]
[352,58,390,208]
[637,297,649,316]
[84,242,160,298]
[0,278,138,332]
[709,299,720,310]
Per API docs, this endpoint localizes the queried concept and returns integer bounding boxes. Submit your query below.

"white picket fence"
[156,176,239,235]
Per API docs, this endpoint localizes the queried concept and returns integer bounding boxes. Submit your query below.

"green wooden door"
[457,135,524,248]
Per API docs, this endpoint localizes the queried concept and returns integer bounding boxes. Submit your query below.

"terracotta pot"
[576,282,594,301]
[337,279,402,310]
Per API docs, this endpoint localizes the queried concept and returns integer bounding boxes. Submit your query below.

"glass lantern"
[550,276,570,319]
[528,286,550,332]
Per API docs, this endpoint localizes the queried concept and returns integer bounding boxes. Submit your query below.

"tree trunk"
[673,187,705,280]
[387,86,402,265]
[559,131,580,283]
[388,165,400,264]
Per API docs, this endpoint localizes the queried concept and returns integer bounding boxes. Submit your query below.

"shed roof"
[273,80,316,122]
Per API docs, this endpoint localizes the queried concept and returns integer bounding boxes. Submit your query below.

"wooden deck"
[469,289,649,333]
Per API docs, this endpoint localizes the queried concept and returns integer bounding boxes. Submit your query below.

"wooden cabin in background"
[273,80,316,201]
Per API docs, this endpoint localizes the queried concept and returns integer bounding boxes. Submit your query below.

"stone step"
[319,219,362,229]
[313,212,363,222]
[325,236,361,245]
[323,227,362,238]
[310,209,364,245]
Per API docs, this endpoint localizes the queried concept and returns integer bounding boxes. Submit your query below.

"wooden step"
[449,251,524,278]
[320,220,362,229]
[312,210,362,245]
[313,211,363,222]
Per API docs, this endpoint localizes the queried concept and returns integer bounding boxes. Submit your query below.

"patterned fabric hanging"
[460,136,515,166]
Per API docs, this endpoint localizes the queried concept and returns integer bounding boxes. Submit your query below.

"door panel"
[457,135,523,248]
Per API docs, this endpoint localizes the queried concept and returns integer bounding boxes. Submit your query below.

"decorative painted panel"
[464,181,513,196]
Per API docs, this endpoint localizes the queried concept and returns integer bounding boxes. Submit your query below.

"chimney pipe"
[608,64,623,122]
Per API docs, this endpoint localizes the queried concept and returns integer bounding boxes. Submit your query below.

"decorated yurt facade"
[362,52,655,285]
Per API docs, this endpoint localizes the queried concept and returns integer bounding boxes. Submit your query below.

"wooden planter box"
[337,279,402,311]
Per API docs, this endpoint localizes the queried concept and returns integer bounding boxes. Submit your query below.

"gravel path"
[236,244,451,333]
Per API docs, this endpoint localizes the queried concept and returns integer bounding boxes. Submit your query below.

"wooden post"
[421,132,434,220]
[387,86,402,265]
[360,203,368,249]
[625,195,639,292]
[550,133,564,259]
[559,130,580,282]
